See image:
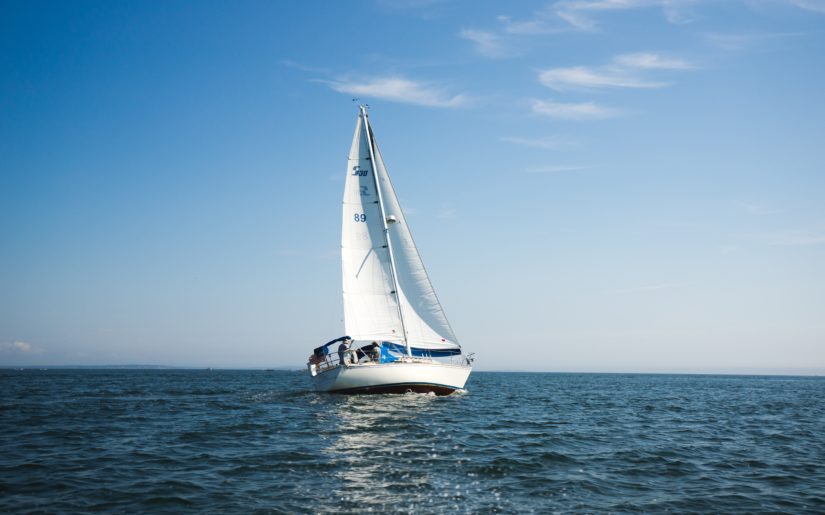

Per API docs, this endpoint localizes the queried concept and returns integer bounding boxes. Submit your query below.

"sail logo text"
[351,166,368,176]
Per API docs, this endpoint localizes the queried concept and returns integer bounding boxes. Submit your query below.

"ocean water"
[1,370,823,513]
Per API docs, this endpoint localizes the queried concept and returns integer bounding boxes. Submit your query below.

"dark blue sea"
[1,370,823,513]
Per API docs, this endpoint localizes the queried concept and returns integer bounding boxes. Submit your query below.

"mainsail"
[341,108,459,352]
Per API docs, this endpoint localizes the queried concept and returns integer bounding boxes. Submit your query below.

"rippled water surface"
[1,370,824,513]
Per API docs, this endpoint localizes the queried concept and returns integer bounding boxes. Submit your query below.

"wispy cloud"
[322,76,468,108]
[703,31,806,51]
[552,0,699,30]
[459,29,510,58]
[501,1,816,35]
[501,135,578,149]
[0,340,44,354]
[463,2,703,57]
[531,98,621,120]
[495,5,571,35]
[613,52,693,70]
[540,66,666,90]
[526,165,593,173]
[553,0,660,31]
[460,7,566,59]
[787,0,825,14]
[539,52,693,91]
[662,0,703,24]
[497,14,553,35]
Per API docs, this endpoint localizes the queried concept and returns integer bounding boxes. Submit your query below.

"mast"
[360,105,411,356]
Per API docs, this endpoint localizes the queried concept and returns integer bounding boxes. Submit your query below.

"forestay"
[341,109,460,351]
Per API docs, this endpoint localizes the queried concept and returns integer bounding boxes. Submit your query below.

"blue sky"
[1,0,824,372]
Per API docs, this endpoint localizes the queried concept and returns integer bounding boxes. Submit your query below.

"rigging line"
[354,248,374,279]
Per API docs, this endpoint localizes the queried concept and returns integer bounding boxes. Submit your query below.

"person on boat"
[369,341,381,362]
[354,346,366,363]
[337,339,352,366]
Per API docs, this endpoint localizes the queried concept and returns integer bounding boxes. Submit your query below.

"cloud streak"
[552,0,700,30]
[497,14,554,35]
[550,0,825,31]
[540,66,666,90]
[0,340,44,354]
[539,52,693,91]
[703,31,806,51]
[495,5,574,35]
[788,0,825,14]
[613,52,692,70]
[492,1,818,37]
[553,0,661,31]
[459,29,510,58]
[501,135,577,149]
[531,98,621,120]
[323,76,468,108]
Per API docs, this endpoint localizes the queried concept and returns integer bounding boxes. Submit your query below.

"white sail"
[371,142,459,350]
[341,114,404,342]
[341,108,459,351]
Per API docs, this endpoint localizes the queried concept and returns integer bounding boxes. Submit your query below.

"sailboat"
[307,106,473,395]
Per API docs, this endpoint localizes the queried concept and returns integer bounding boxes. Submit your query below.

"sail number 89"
[354,213,367,222]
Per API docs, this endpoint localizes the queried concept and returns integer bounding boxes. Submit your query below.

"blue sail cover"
[316,338,460,362]
[380,342,461,360]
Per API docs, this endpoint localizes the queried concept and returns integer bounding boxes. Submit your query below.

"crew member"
[337,338,352,366]
[369,341,381,362]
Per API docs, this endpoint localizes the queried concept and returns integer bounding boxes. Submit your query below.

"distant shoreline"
[1,366,822,377]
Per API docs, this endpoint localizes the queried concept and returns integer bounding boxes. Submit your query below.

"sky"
[1,0,824,373]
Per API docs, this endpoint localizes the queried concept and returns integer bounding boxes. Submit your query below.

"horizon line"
[2,364,823,377]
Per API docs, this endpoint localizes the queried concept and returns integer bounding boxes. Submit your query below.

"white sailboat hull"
[308,360,472,395]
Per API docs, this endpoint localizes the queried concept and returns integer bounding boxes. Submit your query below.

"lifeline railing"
[308,348,375,373]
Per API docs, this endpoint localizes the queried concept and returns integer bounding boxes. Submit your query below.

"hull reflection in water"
[320,389,463,509]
